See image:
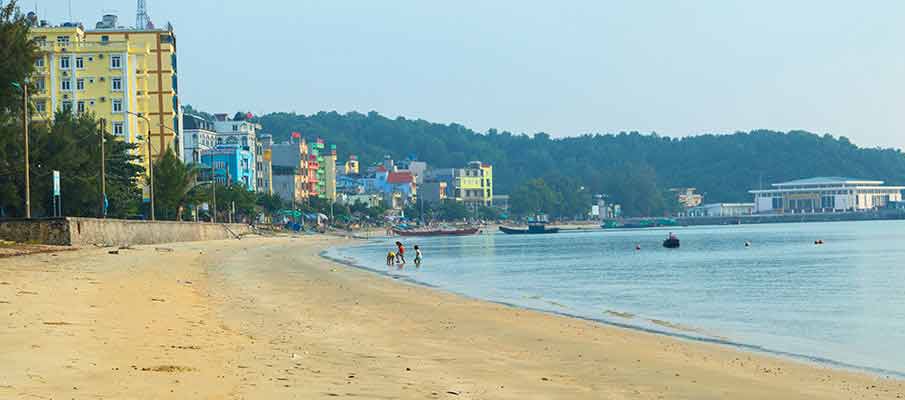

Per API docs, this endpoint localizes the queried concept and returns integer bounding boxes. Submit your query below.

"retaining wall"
[0,217,252,246]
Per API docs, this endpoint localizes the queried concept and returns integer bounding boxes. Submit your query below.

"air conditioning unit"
[100,97,106,102]
[62,70,69,76]
[98,54,104,59]
[100,77,106,82]
[62,94,69,99]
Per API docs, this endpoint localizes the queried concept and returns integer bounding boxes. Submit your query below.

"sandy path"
[1,236,902,399]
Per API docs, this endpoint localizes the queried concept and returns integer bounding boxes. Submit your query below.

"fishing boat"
[499,214,560,235]
[498,225,560,235]
[392,227,480,237]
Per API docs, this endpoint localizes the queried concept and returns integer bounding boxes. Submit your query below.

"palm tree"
[152,149,200,220]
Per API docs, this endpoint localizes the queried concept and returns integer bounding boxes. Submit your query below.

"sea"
[324,220,905,377]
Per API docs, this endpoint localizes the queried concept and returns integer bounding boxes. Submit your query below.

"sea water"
[325,221,905,376]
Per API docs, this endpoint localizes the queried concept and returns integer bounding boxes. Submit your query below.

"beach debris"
[446,391,460,396]
[43,321,73,326]
[155,247,175,252]
[108,250,119,255]
[17,291,38,295]
[150,298,166,302]
[541,377,549,381]
[140,365,195,373]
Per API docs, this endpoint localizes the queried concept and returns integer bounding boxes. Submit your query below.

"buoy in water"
[635,244,641,251]
[745,241,751,247]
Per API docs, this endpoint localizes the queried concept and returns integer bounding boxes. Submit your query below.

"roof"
[772,177,884,187]
[387,171,414,184]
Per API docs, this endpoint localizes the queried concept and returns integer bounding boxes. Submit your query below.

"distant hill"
[254,111,905,210]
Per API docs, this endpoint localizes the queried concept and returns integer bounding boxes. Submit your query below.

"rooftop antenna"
[136,0,152,29]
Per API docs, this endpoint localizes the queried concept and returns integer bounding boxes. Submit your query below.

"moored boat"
[499,224,560,235]
[392,227,480,237]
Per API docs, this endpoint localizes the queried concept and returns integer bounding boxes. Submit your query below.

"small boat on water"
[499,225,561,235]
[499,214,560,235]
[392,227,480,237]
[663,237,680,248]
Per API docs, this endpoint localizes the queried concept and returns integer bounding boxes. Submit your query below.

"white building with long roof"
[750,177,905,214]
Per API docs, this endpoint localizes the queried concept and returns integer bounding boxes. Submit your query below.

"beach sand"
[0,236,902,399]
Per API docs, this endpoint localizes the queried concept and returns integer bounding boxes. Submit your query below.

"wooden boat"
[392,227,480,237]
[499,224,561,235]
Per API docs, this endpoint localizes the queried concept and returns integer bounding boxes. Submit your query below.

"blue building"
[200,145,256,191]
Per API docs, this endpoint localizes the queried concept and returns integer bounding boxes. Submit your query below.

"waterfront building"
[323,151,338,202]
[422,162,493,208]
[182,114,215,164]
[256,134,273,195]
[28,13,181,161]
[419,182,448,203]
[456,161,493,209]
[687,203,754,217]
[200,145,256,191]
[750,177,905,214]
[270,140,312,204]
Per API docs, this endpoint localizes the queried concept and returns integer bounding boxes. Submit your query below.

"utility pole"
[147,124,155,220]
[23,83,31,219]
[211,162,217,223]
[100,119,107,218]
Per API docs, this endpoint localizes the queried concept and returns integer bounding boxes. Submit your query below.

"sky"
[30,0,905,149]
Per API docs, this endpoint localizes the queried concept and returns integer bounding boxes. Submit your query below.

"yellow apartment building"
[456,161,493,208]
[28,14,180,161]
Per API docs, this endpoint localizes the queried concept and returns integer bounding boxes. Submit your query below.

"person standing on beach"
[395,241,406,264]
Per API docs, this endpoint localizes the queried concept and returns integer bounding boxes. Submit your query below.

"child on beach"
[414,245,423,267]
[395,241,406,264]
[386,249,396,265]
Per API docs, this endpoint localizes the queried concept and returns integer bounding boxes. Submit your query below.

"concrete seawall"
[0,217,253,246]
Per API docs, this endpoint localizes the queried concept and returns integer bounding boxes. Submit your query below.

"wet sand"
[0,236,902,399]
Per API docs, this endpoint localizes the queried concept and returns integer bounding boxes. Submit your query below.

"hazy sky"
[32,0,905,149]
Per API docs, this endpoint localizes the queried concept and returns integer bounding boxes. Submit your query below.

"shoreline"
[2,235,903,399]
[324,238,905,380]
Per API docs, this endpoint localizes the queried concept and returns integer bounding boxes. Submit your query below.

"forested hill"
[254,110,905,205]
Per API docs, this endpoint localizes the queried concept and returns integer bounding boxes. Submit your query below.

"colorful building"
[28,13,181,161]
[200,145,256,191]
[456,161,493,209]
[270,140,313,204]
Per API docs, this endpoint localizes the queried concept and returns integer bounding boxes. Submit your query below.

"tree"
[1,112,144,218]
[510,178,559,217]
[1,0,38,116]
[152,149,199,220]
[435,199,469,221]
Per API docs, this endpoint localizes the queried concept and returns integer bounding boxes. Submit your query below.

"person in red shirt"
[395,241,406,264]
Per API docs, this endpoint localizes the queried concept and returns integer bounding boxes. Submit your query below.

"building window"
[35,100,46,113]
[77,101,85,114]
[60,56,70,69]
[36,77,45,91]
[113,122,124,136]
[76,78,84,91]
[62,101,73,113]
[101,35,110,43]
[75,57,84,69]
[56,36,70,45]
[61,79,71,91]
[112,77,122,91]
[35,57,44,68]
[111,55,122,69]
[112,99,123,113]
[772,197,782,210]
[232,124,238,131]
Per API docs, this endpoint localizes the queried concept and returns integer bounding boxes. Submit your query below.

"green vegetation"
[257,111,905,217]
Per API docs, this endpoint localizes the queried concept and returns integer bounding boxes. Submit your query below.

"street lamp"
[10,82,30,219]
[125,111,155,221]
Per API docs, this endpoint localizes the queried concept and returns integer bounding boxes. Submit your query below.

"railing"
[39,41,129,53]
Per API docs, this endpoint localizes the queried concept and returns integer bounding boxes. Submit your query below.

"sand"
[0,236,902,399]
